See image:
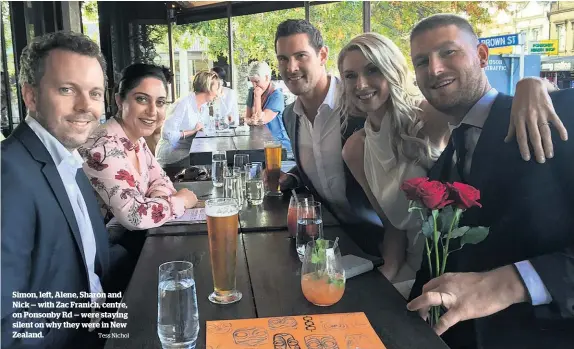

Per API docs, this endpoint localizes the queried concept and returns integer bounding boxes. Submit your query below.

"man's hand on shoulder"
[407,265,528,335]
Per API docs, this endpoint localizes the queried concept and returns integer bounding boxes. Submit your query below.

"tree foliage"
[81,1,508,73]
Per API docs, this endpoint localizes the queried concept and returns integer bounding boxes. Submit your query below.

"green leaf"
[460,227,490,246]
[408,206,423,213]
[450,226,470,239]
[437,206,454,232]
[421,216,434,238]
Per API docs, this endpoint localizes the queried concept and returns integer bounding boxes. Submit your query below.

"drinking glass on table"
[264,140,282,197]
[224,167,244,205]
[205,198,242,304]
[245,162,264,206]
[296,201,323,261]
[211,150,226,188]
[233,154,249,196]
[287,193,314,238]
[301,239,345,307]
[157,261,199,349]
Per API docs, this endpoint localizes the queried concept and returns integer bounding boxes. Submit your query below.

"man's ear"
[21,83,38,113]
[477,43,489,68]
[319,46,329,66]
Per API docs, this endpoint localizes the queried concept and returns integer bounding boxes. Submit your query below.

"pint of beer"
[264,140,282,197]
[205,198,242,304]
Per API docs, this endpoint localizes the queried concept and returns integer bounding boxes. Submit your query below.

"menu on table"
[206,312,386,348]
[165,207,206,225]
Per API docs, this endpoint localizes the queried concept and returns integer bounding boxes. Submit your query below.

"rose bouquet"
[401,178,489,326]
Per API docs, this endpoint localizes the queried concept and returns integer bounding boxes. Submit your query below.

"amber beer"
[205,198,242,304]
[264,140,282,196]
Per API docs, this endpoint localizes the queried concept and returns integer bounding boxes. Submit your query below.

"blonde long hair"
[336,33,439,167]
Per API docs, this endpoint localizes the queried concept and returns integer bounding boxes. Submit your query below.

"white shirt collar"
[25,115,84,170]
[449,88,499,131]
[293,75,339,117]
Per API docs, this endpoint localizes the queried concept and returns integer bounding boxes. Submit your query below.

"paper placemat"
[206,312,386,348]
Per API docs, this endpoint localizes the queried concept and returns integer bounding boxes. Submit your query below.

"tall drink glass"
[296,202,323,261]
[211,150,226,188]
[264,140,282,197]
[157,261,199,349]
[245,162,264,205]
[205,198,242,304]
[287,194,314,238]
[233,154,249,197]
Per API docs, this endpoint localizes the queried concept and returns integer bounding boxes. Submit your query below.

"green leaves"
[437,206,454,232]
[327,277,345,288]
[422,216,435,238]
[450,226,470,239]
[310,238,329,264]
[460,227,490,246]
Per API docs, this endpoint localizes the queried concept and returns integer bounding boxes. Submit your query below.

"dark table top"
[242,228,449,349]
[190,137,236,153]
[195,128,236,138]
[104,235,256,349]
[105,228,447,349]
[238,192,340,232]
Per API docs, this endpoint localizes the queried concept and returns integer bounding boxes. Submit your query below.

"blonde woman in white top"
[337,33,562,298]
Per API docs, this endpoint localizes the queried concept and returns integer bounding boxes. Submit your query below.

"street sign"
[479,34,519,48]
[529,40,558,55]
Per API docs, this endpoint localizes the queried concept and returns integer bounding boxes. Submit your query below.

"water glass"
[157,261,199,349]
[211,151,226,188]
[245,162,264,206]
[233,154,249,196]
[288,194,314,238]
[223,168,243,205]
[296,202,323,261]
[301,239,345,307]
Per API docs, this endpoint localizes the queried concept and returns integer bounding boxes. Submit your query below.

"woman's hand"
[505,77,568,163]
[194,122,204,132]
[174,188,198,208]
[253,86,264,98]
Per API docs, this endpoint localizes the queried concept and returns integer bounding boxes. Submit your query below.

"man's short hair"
[410,14,479,44]
[275,19,324,53]
[211,66,227,81]
[19,31,107,87]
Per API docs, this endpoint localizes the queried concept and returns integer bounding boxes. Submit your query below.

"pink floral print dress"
[79,118,185,230]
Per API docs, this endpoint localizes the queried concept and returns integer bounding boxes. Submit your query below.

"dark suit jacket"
[282,103,384,255]
[410,90,574,349]
[1,123,111,349]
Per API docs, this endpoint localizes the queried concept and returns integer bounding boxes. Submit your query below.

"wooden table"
[103,235,255,349]
[104,228,448,349]
[148,182,340,235]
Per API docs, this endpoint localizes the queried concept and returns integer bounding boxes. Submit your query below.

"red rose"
[400,177,429,201]
[416,181,453,209]
[447,182,482,210]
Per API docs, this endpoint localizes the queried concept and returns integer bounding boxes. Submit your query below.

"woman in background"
[244,61,292,152]
[80,63,198,233]
[155,70,220,166]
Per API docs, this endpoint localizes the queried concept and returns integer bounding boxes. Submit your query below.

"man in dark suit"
[273,19,383,255]
[1,32,119,348]
[406,14,574,349]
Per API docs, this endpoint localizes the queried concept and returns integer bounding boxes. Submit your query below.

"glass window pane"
[81,1,100,46]
[232,8,305,116]
[309,1,363,76]
[1,1,20,130]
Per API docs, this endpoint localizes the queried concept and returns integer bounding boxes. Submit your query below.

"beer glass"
[287,193,314,238]
[245,162,264,205]
[157,261,199,348]
[296,202,323,261]
[205,198,242,304]
[211,150,226,188]
[264,140,282,197]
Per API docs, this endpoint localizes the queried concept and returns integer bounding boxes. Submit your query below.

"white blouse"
[363,114,429,283]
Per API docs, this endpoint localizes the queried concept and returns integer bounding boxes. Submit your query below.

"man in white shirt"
[1,32,122,348]
[274,20,382,249]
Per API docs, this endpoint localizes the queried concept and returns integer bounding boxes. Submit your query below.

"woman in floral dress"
[79,63,198,232]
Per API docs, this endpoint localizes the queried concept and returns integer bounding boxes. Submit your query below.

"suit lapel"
[15,123,89,277]
[76,172,109,279]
